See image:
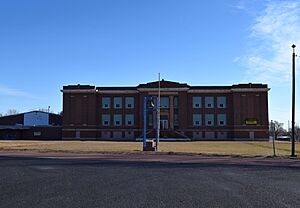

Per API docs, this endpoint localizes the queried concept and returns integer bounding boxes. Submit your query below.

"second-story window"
[192,96,202,108]
[160,97,170,108]
[125,97,134,109]
[217,96,226,108]
[114,97,122,109]
[205,96,214,108]
[102,97,110,109]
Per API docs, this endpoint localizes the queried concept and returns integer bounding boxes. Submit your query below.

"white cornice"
[61,89,97,93]
[138,87,189,92]
[188,89,231,93]
[231,88,270,92]
[188,88,269,93]
[97,90,139,94]
[61,87,269,94]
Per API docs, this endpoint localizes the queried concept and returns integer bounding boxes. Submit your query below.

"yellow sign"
[246,120,257,125]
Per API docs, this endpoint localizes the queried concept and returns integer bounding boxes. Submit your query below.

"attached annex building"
[62,80,269,141]
[0,111,62,140]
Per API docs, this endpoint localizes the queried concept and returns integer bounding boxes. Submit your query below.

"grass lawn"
[0,140,299,157]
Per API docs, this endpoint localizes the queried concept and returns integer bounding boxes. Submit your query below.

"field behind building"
[0,140,299,157]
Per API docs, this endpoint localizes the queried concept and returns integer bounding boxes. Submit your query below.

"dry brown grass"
[0,140,299,157]
[0,141,140,153]
[160,141,300,156]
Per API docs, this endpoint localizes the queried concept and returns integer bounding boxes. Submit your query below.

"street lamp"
[291,44,296,157]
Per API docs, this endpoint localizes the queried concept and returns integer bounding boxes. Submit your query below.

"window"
[193,131,203,139]
[217,114,226,126]
[193,114,202,126]
[217,96,226,108]
[174,114,179,126]
[34,131,41,136]
[114,97,122,109]
[125,131,134,138]
[102,97,110,109]
[149,112,153,126]
[192,96,202,108]
[125,114,134,126]
[160,97,170,108]
[125,97,134,109]
[205,97,214,108]
[205,114,214,126]
[102,114,110,126]
[101,131,111,139]
[217,132,227,139]
[174,96,179,108]
[113,114,122,126]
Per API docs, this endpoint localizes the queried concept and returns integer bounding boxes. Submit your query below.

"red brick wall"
[62,83,269,140]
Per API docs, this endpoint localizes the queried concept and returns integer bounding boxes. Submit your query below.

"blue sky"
[0,0,299,128]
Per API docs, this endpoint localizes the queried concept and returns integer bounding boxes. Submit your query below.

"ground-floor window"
[101,131,111,139]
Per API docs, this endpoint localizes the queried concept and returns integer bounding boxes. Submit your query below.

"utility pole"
[291,44,296,157]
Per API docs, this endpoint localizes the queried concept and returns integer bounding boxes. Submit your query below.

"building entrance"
[160,120,168,130]
[160,115,169,130]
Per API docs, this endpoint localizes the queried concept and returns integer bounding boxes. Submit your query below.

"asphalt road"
[1,155,300,208]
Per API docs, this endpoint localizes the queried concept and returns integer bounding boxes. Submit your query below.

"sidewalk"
[0,151,299,168]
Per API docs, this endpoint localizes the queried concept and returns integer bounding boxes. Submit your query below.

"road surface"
[0,153,299,208]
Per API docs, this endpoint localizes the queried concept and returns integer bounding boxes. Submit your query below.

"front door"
[160,120,168,130]
[160,115,169,130]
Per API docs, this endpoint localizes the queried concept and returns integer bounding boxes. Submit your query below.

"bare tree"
[293,125,300,142]
[270,121,286,140]
[5,109,19,116]
[287,124,300,142]
[37,108,53,113]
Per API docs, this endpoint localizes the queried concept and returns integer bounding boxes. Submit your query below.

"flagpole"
[156,73,160,151]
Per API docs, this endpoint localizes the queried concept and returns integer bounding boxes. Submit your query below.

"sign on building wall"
[245,119,257,125]
[24,112,49,126]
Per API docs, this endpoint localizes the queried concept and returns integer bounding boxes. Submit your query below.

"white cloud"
[0,85,38,99]
[234,1,246,11]
[242,1,300,85]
